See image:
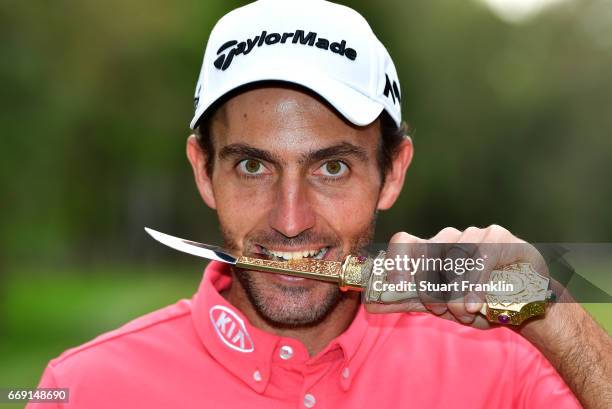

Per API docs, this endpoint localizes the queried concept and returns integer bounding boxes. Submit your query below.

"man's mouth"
[257,245,329,261]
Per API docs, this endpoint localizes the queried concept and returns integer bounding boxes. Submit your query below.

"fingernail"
[465,293,481,313]
[460,314,475,324]
[466,302,480,313]
[432,306,446,315]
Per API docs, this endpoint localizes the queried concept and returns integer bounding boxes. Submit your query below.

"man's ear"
[376,137,413,210]
[186,135,217,209]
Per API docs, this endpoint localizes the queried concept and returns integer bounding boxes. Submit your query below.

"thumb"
[366,231,427,314]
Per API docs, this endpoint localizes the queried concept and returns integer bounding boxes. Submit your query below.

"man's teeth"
[265,247,328,260]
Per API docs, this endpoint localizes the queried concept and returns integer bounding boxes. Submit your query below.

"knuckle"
[440,227,461,236]
[464,226,481,234]
[484,224,517,244]
[487,224,508,234]
[390,231,423,244]
[390,231,411,243]
[461,226,482,240]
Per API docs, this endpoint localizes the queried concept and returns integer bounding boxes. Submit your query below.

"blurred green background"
[1,0,611,398]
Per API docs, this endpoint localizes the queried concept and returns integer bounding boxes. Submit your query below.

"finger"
[471,314,492,329]
[429,227,463,243]
[447,243,482,316]
[368,232,424,314]
[386,231,424,288]
[411,240,447,315]
[425,308,491,329]
[389,231,424,244]
[422,227,464,315]
[464,225,547,315]
[483,224,547,274]
[444,227,484,323]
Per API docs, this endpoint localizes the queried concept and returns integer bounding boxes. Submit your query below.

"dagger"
[144,227,553,325]
[144,227,375,292]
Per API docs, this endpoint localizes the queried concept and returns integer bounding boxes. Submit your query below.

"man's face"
[190,86,393,327]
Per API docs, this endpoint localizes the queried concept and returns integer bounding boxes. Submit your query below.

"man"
[31,1,611,408]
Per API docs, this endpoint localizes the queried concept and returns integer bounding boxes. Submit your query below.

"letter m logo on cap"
[383,73,401,105]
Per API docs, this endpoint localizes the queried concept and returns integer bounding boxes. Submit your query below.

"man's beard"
[222,216,377,329]
[234,270,344,328]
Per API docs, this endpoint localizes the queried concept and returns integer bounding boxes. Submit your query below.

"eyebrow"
[218,142,369,166]
[219,144,281,165]
[305,142,368,164]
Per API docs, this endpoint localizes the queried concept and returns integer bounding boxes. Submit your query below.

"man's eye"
[238,159,266,175]
[318,160,348,177]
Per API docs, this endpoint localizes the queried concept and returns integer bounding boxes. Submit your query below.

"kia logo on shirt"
[209,305,255,353]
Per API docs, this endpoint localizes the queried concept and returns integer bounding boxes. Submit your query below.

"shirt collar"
[191,261,388,393]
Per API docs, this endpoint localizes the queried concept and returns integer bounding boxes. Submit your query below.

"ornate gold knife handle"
[235,254,375,290]
[236,256,344,283]
[236,253,553,326]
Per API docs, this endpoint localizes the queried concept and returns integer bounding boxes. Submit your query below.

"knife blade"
[144,227,238,264]
[144,227,363,289]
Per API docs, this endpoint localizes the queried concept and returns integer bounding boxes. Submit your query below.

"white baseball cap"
[190,0,402,130]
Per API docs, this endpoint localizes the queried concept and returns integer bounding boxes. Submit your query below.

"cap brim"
[190,68,385,129]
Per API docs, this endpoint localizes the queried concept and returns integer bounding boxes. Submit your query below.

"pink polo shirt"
[30,261,580,409]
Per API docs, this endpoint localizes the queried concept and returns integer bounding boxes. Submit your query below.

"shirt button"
[279,345,294,360]
[303,393,316,408]
[253,370,262,382]
[342,367,350,379]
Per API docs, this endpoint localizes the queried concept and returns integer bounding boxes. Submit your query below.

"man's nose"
[268,176,315,238]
